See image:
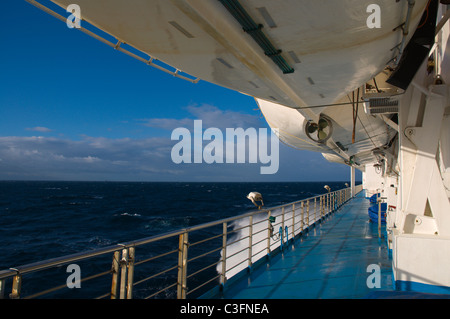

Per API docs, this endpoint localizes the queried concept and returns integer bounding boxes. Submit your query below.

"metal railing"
[0,185,362,299]
[25,0,201,84]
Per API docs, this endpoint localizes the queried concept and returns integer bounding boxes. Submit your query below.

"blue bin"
[369,193,381,204]
[368,203,387,224]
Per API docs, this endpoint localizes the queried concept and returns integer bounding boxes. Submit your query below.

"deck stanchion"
[119,248,128,299]
[177,232,189,299]
[329,193,334,213]
[337,191,339,208]
[220,223,227,285]
[110,250,120,299]
[267,211,272,255]
[328,193,331,214]
[301,201,304,232]
[314,198,317,224]
[329,193,332,212]
[320,196,323,219]
[323,195,326,217]
[248,216,253,270]
[0,279,5,299]
[323,195,326,218]
[127,247,135,299]
[10,273,21,299]
[292,204,295,238]
[306,200,310,228]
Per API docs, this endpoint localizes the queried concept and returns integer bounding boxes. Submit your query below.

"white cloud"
[25,127,53,132]
[0,134,350,182]
[0,136,183,181]
[141,118,192,131]
[140,104,263,130]
[0,105,351,182]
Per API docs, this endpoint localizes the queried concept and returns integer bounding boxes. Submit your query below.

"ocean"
[0,180,350,298]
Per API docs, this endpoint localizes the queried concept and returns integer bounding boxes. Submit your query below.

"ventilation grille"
[364,98,399,114]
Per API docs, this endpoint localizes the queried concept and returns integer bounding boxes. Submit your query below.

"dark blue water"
[0,181,350,298]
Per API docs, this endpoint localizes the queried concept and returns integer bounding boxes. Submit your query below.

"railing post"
[336,191,339,208]
[337,191,339,208]
[220,223,227,286]
[330,192,336,212]
[177,232,189,299]
[0,279,5,299]
[119,248,128,299]
[320,196,323,219]
[248,216,253,270]
[9,273,21,299]
[267,211,272,255]
[331,192,333,211]
[323,195,326,217]
[327,193,330,214]
[306,200,310,227]
[291,204,295,238]
[300,201,304,232]
[110,250,120,299]
[127,247,135,299]
[314,198,317,224]
[329,193,332,212]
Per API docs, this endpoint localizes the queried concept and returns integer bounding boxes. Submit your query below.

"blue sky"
[0,1,360,182]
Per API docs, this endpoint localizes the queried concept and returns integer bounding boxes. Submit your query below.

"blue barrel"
[369,193,380,204]
[368,203,387,224]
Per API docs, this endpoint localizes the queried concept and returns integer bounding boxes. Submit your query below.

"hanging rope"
[352,88,360,144]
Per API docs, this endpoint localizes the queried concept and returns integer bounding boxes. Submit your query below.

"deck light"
[247,192,264,209]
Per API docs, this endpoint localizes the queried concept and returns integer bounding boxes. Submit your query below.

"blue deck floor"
[216,192,394,299]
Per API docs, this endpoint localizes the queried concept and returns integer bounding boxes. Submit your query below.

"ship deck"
[210,192,394,299]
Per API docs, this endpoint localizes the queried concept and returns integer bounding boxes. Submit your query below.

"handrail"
[24,0,200,84]
[0,184,363,299]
